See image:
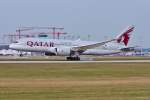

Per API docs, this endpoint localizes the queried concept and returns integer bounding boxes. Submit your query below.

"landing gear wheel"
[19,54,23,57]
[66,57,80,61]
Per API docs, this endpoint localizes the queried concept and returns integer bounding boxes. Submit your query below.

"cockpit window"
[13,41,18,43]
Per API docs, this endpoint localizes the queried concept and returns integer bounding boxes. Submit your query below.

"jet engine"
[56,47,71,56]
[47,47,71,56]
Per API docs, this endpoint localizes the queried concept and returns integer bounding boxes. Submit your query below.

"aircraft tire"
[66,57,80,61]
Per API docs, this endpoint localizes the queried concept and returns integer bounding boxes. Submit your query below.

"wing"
[71,39,116,52]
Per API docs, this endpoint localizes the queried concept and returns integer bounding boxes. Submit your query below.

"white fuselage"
[9,38,125,56]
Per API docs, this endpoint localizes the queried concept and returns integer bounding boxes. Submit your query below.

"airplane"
[9,25,135,60]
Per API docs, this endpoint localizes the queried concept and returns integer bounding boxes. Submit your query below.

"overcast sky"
[0,0,149,47]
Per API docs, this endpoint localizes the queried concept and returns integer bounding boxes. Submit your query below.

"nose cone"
[9,44,13,49]
[9,44,16,49]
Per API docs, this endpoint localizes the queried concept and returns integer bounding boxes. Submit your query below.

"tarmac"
[0,60,150,63]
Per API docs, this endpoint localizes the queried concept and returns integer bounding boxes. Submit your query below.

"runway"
[0,60,150,63]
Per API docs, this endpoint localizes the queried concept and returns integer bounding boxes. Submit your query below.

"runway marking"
[0,60,150,63]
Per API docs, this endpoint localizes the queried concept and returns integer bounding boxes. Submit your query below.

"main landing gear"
[66,56,80,61]
[66,51,80,61]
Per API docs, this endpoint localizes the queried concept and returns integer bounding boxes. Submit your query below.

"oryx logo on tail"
[117,25,134,46]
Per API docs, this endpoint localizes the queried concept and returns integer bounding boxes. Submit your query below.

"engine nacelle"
[56,47,71,56]
[47,47,71,56]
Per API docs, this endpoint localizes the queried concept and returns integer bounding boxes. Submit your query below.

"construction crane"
[21,26,65,39]
[55,32,67,39]
[50,27,64,39]
[16,27,34,39]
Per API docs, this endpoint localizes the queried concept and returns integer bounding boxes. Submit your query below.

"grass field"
[0,63,150,100]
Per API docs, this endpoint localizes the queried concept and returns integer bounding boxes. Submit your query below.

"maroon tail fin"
[117,25,134,46]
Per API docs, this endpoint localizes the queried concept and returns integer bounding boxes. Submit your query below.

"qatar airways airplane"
[9,25,134,60]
